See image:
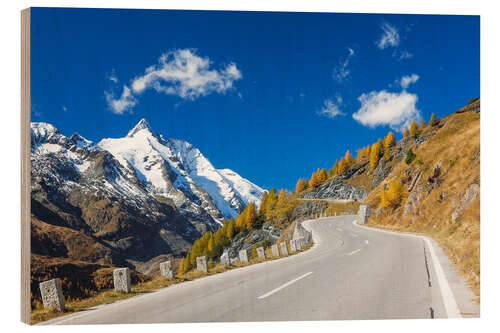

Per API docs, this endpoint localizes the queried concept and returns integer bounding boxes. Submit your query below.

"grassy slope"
[364,110,480,299]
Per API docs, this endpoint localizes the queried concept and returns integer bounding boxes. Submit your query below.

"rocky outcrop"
[300,162,369,201]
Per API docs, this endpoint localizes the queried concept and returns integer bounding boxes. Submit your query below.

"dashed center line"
[336,228,343,232]
[347,249,362,256]
[350,233,359,238]
[257,272,314,299]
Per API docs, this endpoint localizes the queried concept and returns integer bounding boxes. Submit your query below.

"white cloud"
[352,90,421,132]
[398,50,413,60]
[333,47,355,82]
[106,49,242,114]
[62,105,68,112]
[105,85,137,115]
[376,23,400,50]
[108,72,118,83]
[318,96,345,119]
[399,74,419,89]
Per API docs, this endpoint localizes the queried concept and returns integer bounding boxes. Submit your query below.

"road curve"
[42,216,478,325]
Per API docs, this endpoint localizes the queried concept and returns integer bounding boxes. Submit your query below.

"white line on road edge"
[352,220,462,318]
[424,238,462,318]
[347,249,361,256]
[257,272,313,299]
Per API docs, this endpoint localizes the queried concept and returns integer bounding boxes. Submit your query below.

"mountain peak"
[126,118,155,137]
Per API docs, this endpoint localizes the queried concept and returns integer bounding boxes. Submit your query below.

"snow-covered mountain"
[98,119,265,220]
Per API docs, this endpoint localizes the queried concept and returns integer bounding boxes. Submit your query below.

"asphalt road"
[43,215,479,325]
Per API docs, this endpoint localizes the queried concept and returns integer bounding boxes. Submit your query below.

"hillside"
[364,101,480,298]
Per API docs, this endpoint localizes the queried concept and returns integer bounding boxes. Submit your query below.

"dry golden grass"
[365,111,480,300]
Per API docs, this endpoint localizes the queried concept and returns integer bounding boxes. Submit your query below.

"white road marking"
[257,272,313,299]
[347,248,361,256]
[352,219,462,318]
[336,228,343,232]
[365,240,369,245]
[350,233,359,237]
[425,238,462,318]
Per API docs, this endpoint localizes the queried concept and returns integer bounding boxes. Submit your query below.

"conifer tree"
[384,131,396,149]
[344,150,354,169]
[295,178,308,195]
[317,168,327,184]
[178,257,185,276]
[226,218,235,239]
[251,244,258,260]
[403,126,409,139]
[380,177,405,208]
[420,119,426,131]
[332,159,339,176]
[309,169,320,188]
[258,192,268,217]
[370,141,381,170]
[410,120,419,137]
[429,113,436,127]
[245,202,257,230]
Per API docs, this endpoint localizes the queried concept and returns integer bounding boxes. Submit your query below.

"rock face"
[300,162,369,201]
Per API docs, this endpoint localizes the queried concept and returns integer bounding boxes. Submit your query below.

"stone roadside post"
[113,268,131,293]
[358,205,371,225]
[196,256,208,273]
[290,239,297,252]
[279,242,288,256]
[39,278,65,311]
[256,246,265,259]
[220,251,230,266]
[239,249,249,263]
[271,244,280,257]
[159,261,173,278]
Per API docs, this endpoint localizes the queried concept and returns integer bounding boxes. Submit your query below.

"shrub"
[405,149,416,165]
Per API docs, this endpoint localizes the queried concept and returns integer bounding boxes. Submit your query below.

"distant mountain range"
[30,119,265,263]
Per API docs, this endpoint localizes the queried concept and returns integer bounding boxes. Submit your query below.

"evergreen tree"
[429,113,437,127]
[410,120,419,137]
[405,148,416,165]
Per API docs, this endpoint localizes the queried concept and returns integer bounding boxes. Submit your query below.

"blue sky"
[31,8,479,190]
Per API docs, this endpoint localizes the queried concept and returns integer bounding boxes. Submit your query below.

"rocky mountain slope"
[364,100,480,297]
[30,119,264,304]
